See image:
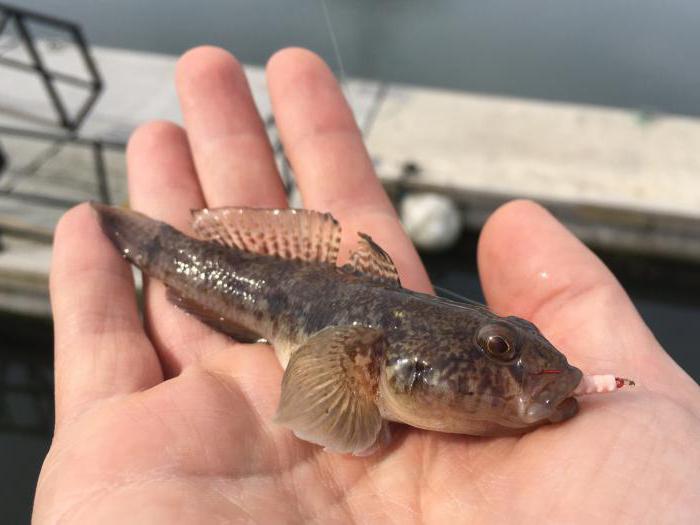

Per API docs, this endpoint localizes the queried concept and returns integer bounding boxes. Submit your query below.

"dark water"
[0,314,52,524]
[2,238,700,522]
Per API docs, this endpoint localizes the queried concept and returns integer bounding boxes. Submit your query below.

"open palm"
[34,48,699,524]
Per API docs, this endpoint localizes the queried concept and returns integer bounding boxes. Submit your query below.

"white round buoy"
[400,192,462,251]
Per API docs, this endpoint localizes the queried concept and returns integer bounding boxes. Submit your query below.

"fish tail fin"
[90,201,167,275]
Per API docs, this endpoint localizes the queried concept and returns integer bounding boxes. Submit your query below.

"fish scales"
[93,203,585,455]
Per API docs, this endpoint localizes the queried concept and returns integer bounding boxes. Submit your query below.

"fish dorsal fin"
[275,325,385,455]
[348,233,401,287]
[191,207,342,265]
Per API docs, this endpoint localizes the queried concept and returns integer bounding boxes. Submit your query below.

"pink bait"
[573,375,635,396]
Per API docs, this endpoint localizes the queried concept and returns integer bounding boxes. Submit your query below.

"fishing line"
[320,0,353,108]
[433,284,487,309]
[280,1,352,200]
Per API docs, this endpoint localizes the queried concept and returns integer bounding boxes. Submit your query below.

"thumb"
[477,200,698,406]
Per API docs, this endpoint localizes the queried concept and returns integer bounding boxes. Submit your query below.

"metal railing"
[0,2,102,131]
[0,2,119,211]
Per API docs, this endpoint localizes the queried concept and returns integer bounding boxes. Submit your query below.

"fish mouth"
[547,396,579,423]
[519,369,583,425]
[521,395,579,425]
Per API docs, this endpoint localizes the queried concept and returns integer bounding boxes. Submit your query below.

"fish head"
[486,315,584,427]
[381,315,583,435]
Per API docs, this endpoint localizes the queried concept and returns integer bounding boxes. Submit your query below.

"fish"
[91,202,586,455]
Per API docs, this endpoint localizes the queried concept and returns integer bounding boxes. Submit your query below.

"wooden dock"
[369,87,700,260]
[1,43,700,317]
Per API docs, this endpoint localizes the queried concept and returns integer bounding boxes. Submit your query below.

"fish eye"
[477,324,517,361]
[487,335,510,357]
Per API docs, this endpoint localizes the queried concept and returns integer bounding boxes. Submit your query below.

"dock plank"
[368,86,700,218]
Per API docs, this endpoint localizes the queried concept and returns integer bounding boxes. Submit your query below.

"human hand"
[34,47,699,524]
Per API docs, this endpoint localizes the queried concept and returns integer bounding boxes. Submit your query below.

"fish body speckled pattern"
[92,203,583,455]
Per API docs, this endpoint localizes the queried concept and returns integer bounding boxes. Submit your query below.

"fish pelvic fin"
[274,325,386,456]
[191,207,341,265]
[347,232,401,287]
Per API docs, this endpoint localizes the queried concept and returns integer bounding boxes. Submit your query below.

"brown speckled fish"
[92,203,585,455]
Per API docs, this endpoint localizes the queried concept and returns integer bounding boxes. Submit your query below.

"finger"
[176,46,287,208]
[267,48,430,292]
[477,199,697,400]
[127,121,204,231]
[127,120,233,376]
[50,204,162,428]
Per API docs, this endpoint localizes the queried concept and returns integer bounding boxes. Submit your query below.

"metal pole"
[92,141,111,204]
[14,14,72,129]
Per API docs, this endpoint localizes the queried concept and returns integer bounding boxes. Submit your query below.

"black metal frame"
[0,3,119,212]
[0,125,124,206]
[0,2,103,130]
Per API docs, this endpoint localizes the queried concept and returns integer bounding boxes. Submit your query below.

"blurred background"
[2,1,699,522]
[14,0,700,115]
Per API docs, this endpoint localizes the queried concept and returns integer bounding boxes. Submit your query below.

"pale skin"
[34,47,699,524]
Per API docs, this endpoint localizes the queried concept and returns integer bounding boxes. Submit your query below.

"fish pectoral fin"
[274,325,386,455]
[191,207,342,265]
[348,233,401,287]
[166,288,261,344]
